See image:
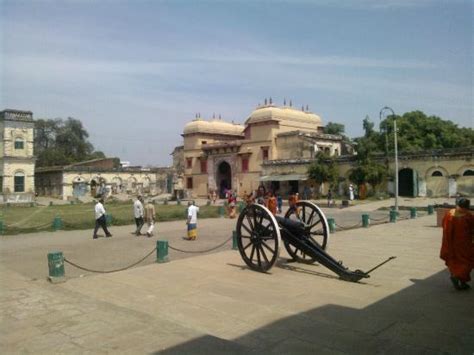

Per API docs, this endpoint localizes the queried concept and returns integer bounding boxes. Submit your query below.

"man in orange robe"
[440,198,474,290]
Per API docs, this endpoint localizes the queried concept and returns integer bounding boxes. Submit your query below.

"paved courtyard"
[1,198,472,354]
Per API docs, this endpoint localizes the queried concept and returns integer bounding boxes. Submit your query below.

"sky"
[1,0,472,166]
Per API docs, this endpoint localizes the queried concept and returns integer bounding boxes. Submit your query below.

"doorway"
[217,161,232,198]
[399,168,418,197]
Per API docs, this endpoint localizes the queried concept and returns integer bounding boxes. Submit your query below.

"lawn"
[0,201,220,235]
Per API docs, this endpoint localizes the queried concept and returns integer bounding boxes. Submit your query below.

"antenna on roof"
[289,100,292,107]
[264,98,267,105]
[301,105,305,111]
[269,97,272,104]
[306,105,309,112]
[283,98,286,106]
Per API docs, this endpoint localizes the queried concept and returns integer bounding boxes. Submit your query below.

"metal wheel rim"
[236,204,281,272]
[284,200,330,263]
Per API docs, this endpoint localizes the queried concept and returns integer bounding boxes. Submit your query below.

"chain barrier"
[64,247,157,274]
[370,215,390,222]
[168,235,233,254]
[335,221,362,230]
[5,221,52,229]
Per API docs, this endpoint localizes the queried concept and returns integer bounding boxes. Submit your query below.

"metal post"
[410,207,417,219]
[390,210,397,223]
[53,215,63,231]
[427,205,434,215]
[394,116,399,212]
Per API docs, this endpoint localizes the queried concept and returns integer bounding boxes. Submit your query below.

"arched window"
[463,169,474,176]
[14,171,25,192]
[14,138,24,150]
[431,171,443,177]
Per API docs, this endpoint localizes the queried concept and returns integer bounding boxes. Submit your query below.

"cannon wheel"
[236,203,281,272]
[283,200,330,264]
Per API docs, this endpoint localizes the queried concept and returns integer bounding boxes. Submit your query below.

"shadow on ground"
[155,270,474,354]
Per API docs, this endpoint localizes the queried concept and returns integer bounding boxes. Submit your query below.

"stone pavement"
[1,207,473,354]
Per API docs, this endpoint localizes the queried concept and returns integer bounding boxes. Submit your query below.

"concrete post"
[232,230,238,250]
[390,210,397,223]
[47,251,65,282]
[327,218,336,233]
[52,215,63,231]
[156,240,169,263]
[362,214,370,228]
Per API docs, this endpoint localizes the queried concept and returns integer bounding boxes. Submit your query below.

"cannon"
[235,200,395,282]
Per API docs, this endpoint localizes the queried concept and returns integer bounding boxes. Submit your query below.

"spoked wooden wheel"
[284,200,330,264]
[236,204,281,272]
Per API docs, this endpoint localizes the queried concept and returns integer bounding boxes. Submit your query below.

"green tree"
[307,152,339,189]
[35,117,106,167]
[324,122,345,135]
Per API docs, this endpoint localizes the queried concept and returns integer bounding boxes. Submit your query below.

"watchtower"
[0,109,35,202]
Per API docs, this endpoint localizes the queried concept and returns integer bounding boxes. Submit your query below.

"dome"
[245,106,322,127]
[183,118,244,136]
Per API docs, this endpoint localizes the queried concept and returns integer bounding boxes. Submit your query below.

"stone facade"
[35,158,174,200]
[180,104,344,198]
[0,109,35,203]
[262,148,474,198]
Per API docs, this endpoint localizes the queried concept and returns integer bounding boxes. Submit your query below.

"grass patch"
[0,202,220,235]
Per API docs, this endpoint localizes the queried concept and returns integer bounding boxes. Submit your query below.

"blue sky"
[1,0,472,166]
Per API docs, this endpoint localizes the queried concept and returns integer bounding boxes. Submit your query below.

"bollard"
[232,230,238,250]
[156,240,169,263]
[47,251,65,282]
[410,207,417,219]
[52,215,63,231]
[106,214,113,226]
[218,206,225,218]
[0,219,4,235]
[70,200,74,205]
[327,218,336,233]
[389,210,397,223]
[49,201,53,206]
[362,214,370,228]
[427,205,434,215]
[206,200,211,206]
[164,199,168,205]
[177,199,181,206]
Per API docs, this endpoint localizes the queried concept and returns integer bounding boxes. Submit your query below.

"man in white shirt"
[93,198,112,239]
[133,196,145,236]
[186,201,200,240]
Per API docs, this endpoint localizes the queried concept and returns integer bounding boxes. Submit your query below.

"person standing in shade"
[93,198,112,239]
[133,195,145,236]
[349,184,354,201]
[186,201,200,240]
[327,189,333,207]
[144,199,156,237]
[440,198,474,291]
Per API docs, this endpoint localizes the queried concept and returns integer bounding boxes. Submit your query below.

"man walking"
[440,198,474,291]
[133,195,144,236]
[186,201,200,241]
[144,199,156,237]
[93,198,112,239]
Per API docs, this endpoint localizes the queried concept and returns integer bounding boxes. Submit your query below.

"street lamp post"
[380,106,398,212]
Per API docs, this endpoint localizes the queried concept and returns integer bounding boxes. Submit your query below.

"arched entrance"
[217,161,232,198]
[399,168,418,197]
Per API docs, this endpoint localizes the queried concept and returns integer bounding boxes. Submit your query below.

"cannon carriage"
[235,200,394,282]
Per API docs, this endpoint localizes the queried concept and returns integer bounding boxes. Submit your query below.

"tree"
[35,117,106,167]
[324,122,345,135]
[307,152,339,190]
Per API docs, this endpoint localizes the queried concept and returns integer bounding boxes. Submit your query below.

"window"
[186,158,193,169]
[14,172,25,192]
[431,171,443,177]
[262,148,269,161]
[200,159,207,173]
[186,177,193,189]
[14,139,24,150]
[201,141,207,145]
[242,158,249,173]
[463,169,474,176]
